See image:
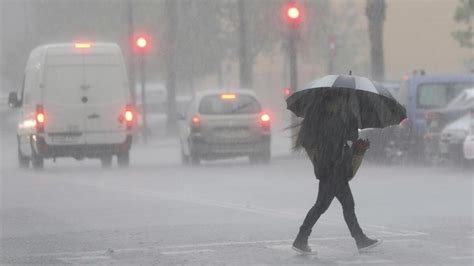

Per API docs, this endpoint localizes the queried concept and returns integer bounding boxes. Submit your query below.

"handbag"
[347,139,370,181]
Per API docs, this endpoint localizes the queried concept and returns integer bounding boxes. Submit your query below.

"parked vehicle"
[396,72,474,161]
[423,88,474,164]
[462,109,474,165]
[439,113,471,165]
[8,43,134,169]
[178,90,271,165]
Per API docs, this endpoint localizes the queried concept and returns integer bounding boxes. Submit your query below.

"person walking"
[292,92,382,255]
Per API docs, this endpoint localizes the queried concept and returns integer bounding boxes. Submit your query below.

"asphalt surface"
[1,130,473,265]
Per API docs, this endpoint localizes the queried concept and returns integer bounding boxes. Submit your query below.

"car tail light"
[191,115,201,132]
[36,105,45,133]
[259,113,271,130]
[191,115,201,126]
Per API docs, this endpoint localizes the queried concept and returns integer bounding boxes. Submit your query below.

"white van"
[8,43,135,169]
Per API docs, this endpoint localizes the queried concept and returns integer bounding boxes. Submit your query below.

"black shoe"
[292,238,316,255]
[357,238,383,252]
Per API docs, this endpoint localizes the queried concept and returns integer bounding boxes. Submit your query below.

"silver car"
[178,90,271,165]
[439,114,471,164]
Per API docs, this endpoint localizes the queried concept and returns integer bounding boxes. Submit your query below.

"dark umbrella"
[286,74,407,129]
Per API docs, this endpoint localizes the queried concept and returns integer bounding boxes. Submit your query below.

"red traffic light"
[136,37,148,49]
[287,7,300,19]
[282,2,303,28]
[132,33,151,54]
[283,87,292,97]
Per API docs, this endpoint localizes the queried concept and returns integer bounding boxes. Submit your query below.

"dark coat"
[297,110,359,182]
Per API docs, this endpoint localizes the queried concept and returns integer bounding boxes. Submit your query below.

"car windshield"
[417,82,473,109]
[198,94,261,115]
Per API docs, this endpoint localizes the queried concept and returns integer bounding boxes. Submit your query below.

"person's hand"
[354,139,370,154]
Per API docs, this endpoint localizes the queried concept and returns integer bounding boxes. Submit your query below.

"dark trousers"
[298,149,367,243]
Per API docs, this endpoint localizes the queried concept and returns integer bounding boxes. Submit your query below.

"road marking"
[161,249,214,255]
[61,179,429,239]
[383,239,419,243]
[57,255,110,263]
[451,256,474,260]
[336,259,395,264]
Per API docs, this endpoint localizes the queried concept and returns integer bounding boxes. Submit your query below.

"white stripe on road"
[63,178,429,238]
[451,256,474,260]
[161,249,214,255]
[336,259,394,264]
[58,255,110,263]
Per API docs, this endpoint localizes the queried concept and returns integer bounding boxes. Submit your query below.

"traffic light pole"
[139,55,148,144]
[288,29,299,146]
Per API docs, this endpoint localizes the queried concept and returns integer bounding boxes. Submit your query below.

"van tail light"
[36,105,45,133]
[191,115,201,132]
[259,113,271,130]
[122,104,136,130]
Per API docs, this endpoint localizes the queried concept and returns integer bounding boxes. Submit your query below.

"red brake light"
[75,43,91,49]
[36,105,45,133]
[36,113,45,124]
[191,115,201,126]
[221,94,236,100]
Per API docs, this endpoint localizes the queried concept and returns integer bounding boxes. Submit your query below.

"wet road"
[1,134,473,265]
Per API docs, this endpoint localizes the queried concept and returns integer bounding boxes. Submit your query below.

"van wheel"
[31,153,44,170]
[18,141,30,169]
[18,146,30,169]
[117,151,130,168]
[101,156,113,168]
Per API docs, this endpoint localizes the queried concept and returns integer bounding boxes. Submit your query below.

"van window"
[199,94,261,115]
[417,82,473,109]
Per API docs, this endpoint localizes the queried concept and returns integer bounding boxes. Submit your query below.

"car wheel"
[181,149,190,165]
[190,150,200,166]
[17,140,30,169]
[101,156,113,168]
[31,152,44,170]
[117,151,130,168]
[249,149,271,164]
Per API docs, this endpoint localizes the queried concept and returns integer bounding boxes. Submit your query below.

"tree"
[228,0,283,89]
[366,0,386,81]
[452,0,473,49]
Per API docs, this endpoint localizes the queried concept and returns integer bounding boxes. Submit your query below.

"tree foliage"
[452,0,473,49]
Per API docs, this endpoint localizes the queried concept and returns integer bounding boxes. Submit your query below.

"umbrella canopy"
[286,74,407,129]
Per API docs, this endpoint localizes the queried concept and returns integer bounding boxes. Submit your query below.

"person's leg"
[335,182,381,251]
[293,180,336,253]
[334,182,367,243]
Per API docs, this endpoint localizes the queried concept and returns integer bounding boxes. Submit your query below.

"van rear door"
[43,56,86,145]
[83,54,129,145]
